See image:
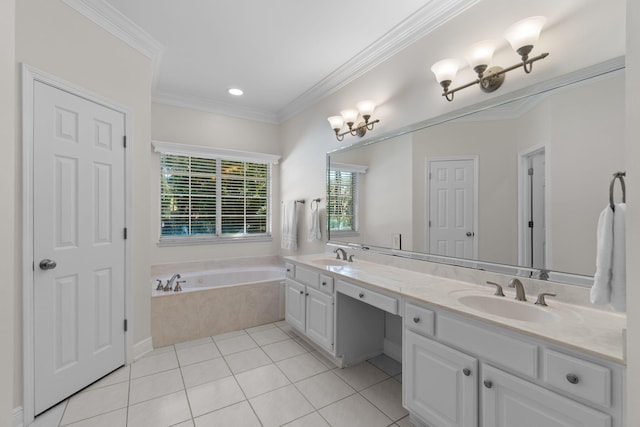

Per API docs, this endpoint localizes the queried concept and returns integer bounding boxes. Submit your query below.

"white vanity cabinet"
[403,300,623,427]
[284,265,334,353]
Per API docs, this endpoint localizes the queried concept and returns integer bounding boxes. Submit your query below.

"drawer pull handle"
[359,292,365,298]
[286,268,291,272]
[463,368,471,377]
[322,282,326,286]
[483,380,493,389]
[413,316,421,324]
[566,373,580,384]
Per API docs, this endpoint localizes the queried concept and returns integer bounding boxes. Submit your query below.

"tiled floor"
[34,321,415,427]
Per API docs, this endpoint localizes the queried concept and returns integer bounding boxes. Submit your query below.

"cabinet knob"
[483,380,493,389]
[566,373,580,384]
[286,268,291,272]
[299,290,304,295]
[463,368,471,376]
[322,282,326,286]
[359,292,365,298]
[413,316,421,324]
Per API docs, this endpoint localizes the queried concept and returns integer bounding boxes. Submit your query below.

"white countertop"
[285,254,626,365]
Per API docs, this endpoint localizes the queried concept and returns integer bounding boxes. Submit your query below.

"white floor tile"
[61,408,127,427]
[292,336,316,352]
[176,342,222,366]
[318,394,392,427]
[368,354,402,377]
[186,376,245,417]
[127,390,191,427]
[215,334,258,356]
[193,401,261,427]
[181,357,232,388]
[276,323,298,337]
[32,400,67,427]
[396,415,417,427]
[235,364,290,398]
[211,329,247,343]
[360,378,408,421]
[309,351,338,369]
[261,339,307,362]
[249,384,315,427]
[171,421,195,427]
[245,323,277,333]
[224,347,272,374]
[282,411,330,427]
[60,382,128,425]
[85,365,130,391]
[295,371,355,409]
[175,337,213,350]
[129,368,184,405]
[276,353,329,382]
[332,362,389,391]
[131,351,179,379]
[249,327,290,346]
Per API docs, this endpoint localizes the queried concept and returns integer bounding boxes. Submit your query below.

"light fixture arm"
[337,118,380,140]
[440,52,549,101]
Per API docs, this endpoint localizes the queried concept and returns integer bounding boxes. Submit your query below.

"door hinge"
[124,319,128,332]
[428,220,431,227]
[124,227,128,239]
[528,167,534,176]
[429,172,432,180]
[528,221,534,228]
[123,135,127,148]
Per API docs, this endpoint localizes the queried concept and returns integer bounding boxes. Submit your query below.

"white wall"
[15,0,153,409]
[625,0,639,423]
[1,0,15,424]
[150,103,282,265]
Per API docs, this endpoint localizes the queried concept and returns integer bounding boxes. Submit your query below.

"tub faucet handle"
[174,280,185,292]
[155,279,164,291]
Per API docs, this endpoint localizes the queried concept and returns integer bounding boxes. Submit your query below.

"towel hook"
[295,199,305,205]
[609,171,626,211]
[311,198,321,210]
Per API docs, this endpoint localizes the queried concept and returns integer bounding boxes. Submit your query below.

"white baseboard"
[13,406,23,427]
[133,337,154,361]
[383,338,402,363]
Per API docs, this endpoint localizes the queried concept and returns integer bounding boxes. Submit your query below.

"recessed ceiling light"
[228,88,244,96]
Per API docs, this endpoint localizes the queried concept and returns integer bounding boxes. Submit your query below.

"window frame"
[328,162,367,238]
[153,140,280,246]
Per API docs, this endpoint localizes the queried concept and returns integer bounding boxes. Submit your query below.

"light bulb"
[356,100,376,120]
[327,116,344,131]
[504,16,546,56]
[340,109,359,126]
[465,40,498,75]
[431,59,461,86]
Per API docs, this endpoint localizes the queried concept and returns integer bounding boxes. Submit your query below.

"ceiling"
[95,0,480,123]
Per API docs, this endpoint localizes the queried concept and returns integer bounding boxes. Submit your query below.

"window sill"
[157,234,272,247]
[330,231,359,238]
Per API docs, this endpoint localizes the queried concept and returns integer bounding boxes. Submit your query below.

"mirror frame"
[327,56,625,287]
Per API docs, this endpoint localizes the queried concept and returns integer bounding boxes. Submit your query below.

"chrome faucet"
[164,273,181,291]
[334,248,347,260]
[508,278,527,301]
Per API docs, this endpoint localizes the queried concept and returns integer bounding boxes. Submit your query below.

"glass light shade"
[465,40,497,70]
[327,115,344,131]
[431,59,460,84]
[340,109,359,125]
[504,16,546,51]
[356,100,376,118]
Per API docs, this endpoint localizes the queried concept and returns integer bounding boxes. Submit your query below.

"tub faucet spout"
[164,273,181,291]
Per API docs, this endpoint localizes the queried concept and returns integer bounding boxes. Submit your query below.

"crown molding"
[275,0,482,122]
[152,91,279,124]
[62,0,164,88]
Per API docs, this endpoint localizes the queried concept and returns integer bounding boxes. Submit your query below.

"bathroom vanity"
[284,255,626,427]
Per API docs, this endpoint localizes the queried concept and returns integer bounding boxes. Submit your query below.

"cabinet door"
[285,280,306,333]
[404,330,477,427]
[482,365,611,427]
[305,287,334,352]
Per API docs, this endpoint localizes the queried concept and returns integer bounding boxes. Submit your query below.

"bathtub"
[151,261,286,347]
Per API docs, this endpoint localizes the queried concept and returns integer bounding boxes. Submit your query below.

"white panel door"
[305,287,334,352]
[33,81,126,414]
[428,159,476,259]
[285,280,306,333]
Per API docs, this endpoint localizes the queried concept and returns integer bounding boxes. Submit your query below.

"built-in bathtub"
[150,257,286,347]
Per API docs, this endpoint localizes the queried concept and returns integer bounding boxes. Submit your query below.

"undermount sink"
[457,294,561,323]
[309,258,349,267]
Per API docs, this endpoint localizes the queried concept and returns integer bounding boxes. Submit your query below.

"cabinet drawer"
[285,262,295,278]
[319,274,334,295]
[437,314,538,378]
[295,265,319,288]
[543,349,611,407]
[405,302,435,337]
[336,280,398,314]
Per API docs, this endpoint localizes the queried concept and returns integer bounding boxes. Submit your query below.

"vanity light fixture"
[432,16,549,102]
[327,100,380,142]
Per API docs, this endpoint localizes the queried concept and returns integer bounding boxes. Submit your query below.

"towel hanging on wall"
[281,200,298,250]
[308,199,322,242]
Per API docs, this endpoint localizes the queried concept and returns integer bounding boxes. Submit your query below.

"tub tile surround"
[287,250,626,364]
[40,322,411,427]
[151,255,284,277]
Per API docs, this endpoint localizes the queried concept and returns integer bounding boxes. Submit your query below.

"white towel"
[591,203,627,311]
[591,206,614,305]
[611,203,626,311]
[281,200,298,251]
[308,205,321,242]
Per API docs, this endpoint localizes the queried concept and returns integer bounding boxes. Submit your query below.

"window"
[154,141,279,244]
[328,162,366,235]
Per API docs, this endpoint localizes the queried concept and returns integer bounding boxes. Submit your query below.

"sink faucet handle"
[486,281,505,297]
[155,279,164,291]
[348,254,354,262]
[174,280,185,292]
[535,292,556,306]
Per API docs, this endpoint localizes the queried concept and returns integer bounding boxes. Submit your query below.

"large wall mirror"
[327,60,625,286]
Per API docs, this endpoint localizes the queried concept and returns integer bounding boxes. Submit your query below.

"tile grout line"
[177,343,197,427]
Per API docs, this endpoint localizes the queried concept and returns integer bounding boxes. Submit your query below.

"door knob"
[39,259,57,270]
[466,232,475,237]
